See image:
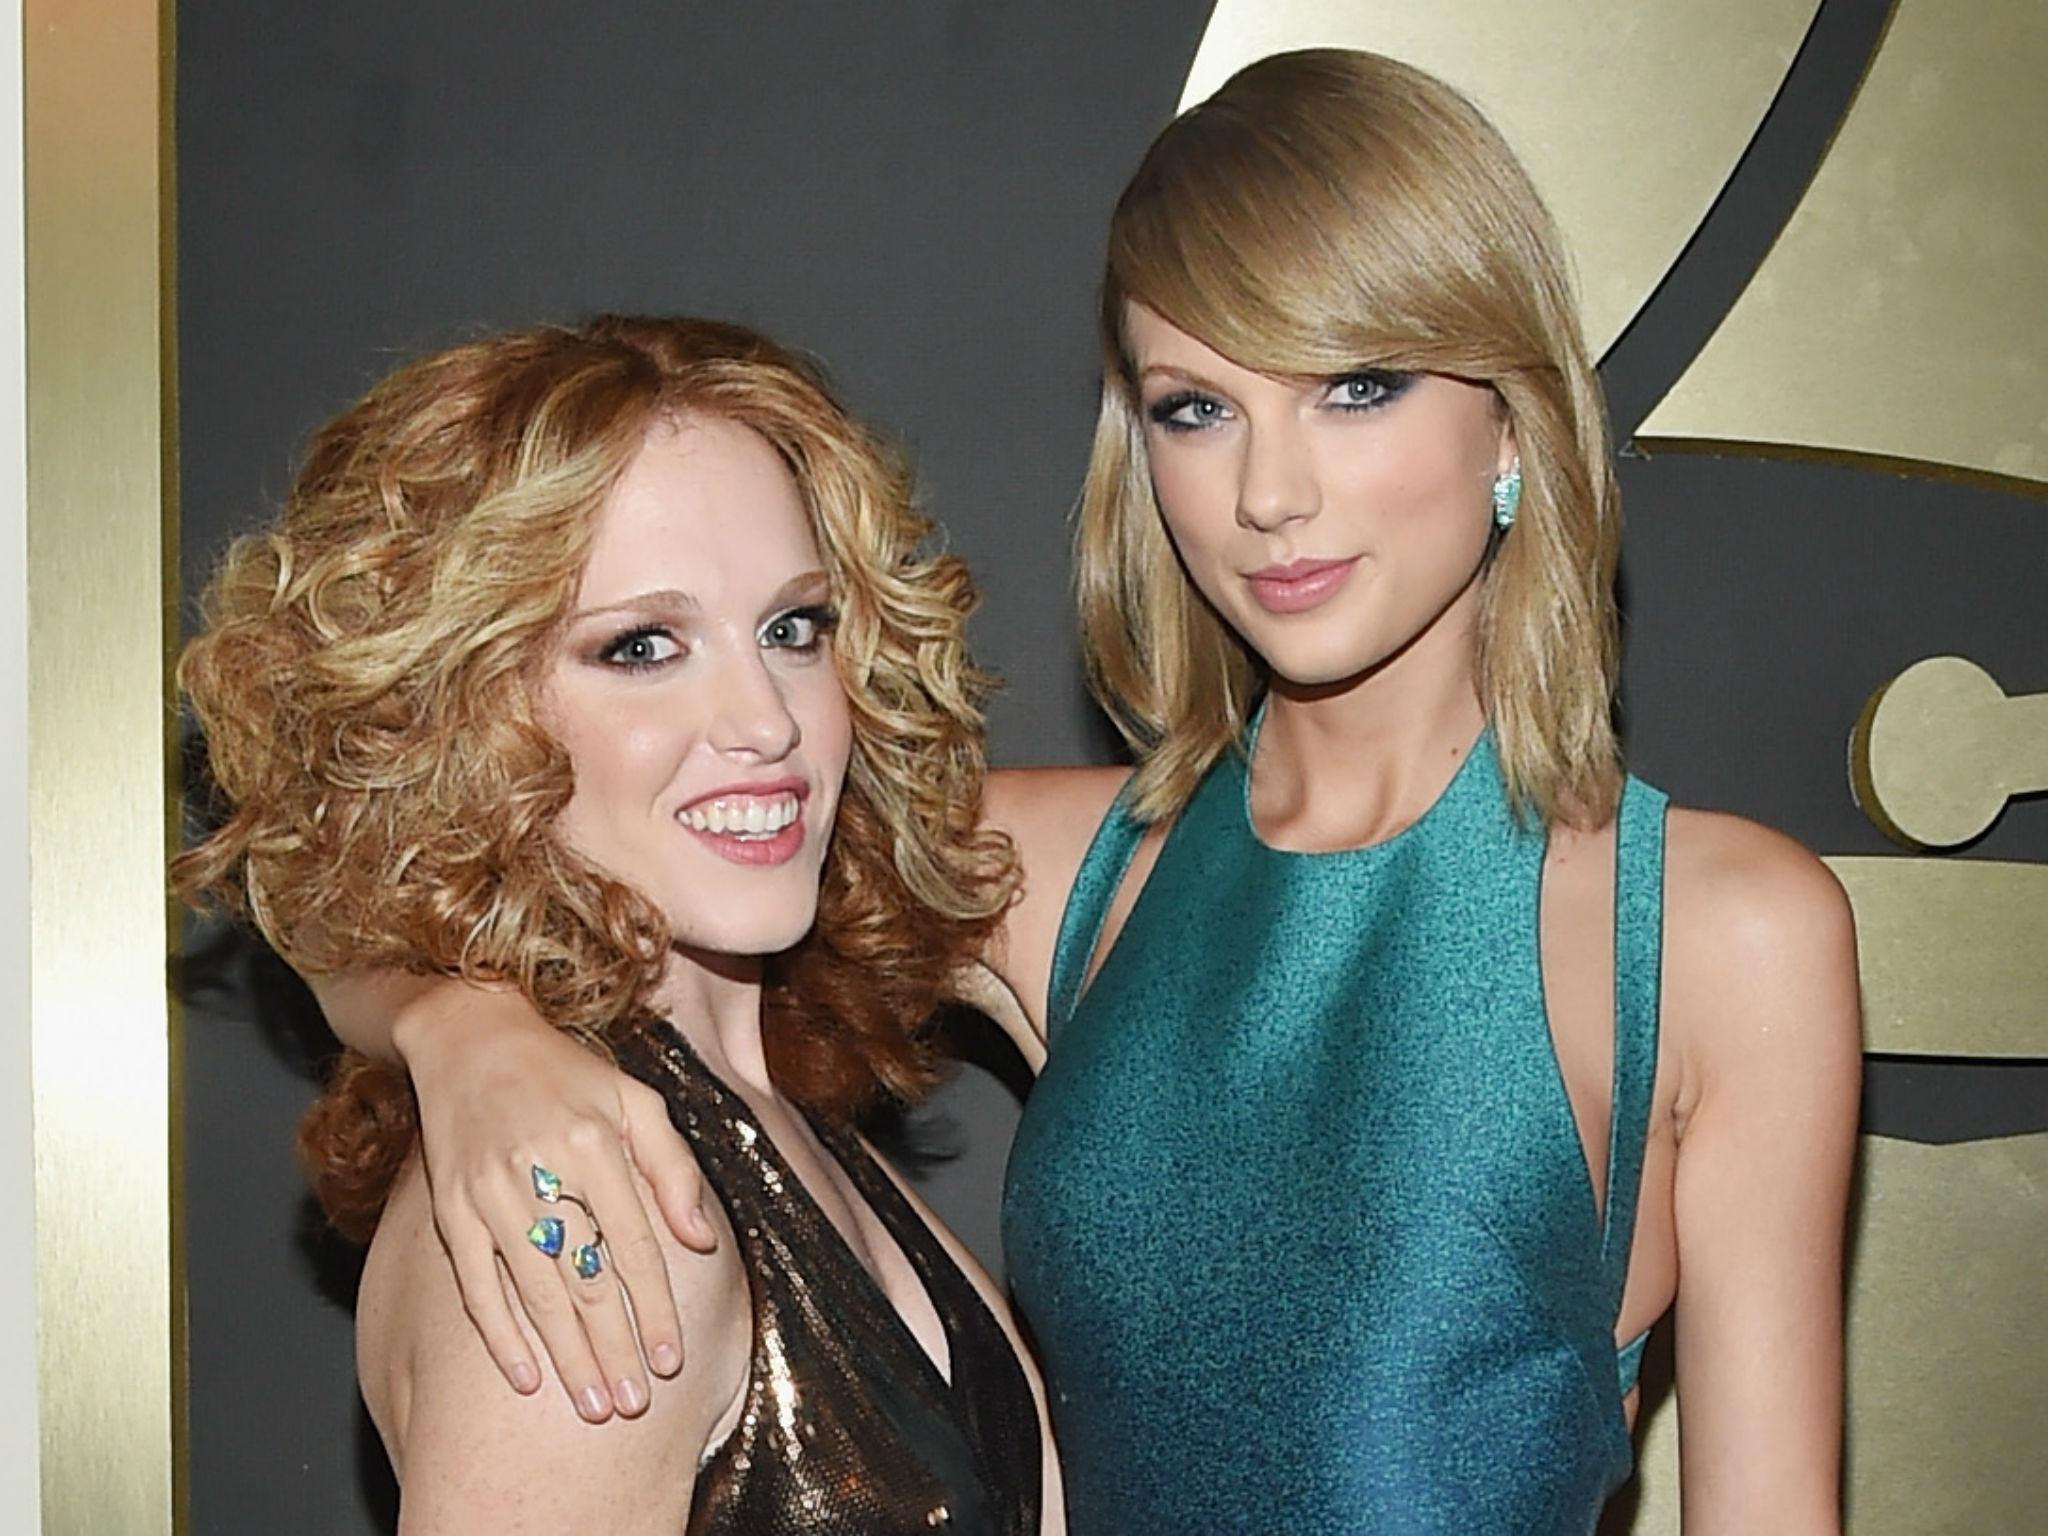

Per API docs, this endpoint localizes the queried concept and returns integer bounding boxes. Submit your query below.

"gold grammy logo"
[1185,4,2046,1532]
[1821,657,2046,1536]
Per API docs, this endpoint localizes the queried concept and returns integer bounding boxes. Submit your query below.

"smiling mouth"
[677,788,809,867]
[679,791,800,838]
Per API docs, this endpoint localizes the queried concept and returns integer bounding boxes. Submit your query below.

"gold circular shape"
[1851,655,2030,849]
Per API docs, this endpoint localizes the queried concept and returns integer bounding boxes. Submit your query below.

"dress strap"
[1045,775,1146,1040]
[1600,776,1669,1322]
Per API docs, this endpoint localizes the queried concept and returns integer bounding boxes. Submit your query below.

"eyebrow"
[567,569,832,623]
[771,570,834,607]
[1135,362,1224,390]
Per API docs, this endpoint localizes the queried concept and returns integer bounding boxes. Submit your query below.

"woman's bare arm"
[304,967,443,1063]
[1662,811,1862,1534]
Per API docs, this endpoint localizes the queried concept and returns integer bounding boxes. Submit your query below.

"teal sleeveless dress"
[1001,723,1667,1534]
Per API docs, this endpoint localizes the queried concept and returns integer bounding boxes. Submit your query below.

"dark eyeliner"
[1147,390,1218,432]
[767,603,839,652]
[1329,369,1416,411]
[596,623,676,672]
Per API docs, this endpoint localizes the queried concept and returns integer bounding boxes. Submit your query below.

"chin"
[1255,633,1394,692]
[667,890,822,961]
[1222,601,1369,682]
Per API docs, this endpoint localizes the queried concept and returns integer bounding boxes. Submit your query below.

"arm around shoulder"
[1660,811,1862,1534]
[304,963,531,1068]
[361,1161,749,1535]
[981,764,1131,1038]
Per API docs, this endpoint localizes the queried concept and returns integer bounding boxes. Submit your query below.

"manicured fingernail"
[651,1343,682,1375]
[578,1385,611,1422]
[616,1377,647,1415]
[510,1360,540,1393]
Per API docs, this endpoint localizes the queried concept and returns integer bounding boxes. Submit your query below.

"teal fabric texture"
[1002,724,1668,1534]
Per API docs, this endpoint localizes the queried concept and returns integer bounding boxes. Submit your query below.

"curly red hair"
[175,316,1015,1240]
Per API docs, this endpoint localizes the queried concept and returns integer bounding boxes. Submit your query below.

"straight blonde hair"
[1077,48,1623,827]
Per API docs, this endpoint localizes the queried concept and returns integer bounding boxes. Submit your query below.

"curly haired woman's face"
[544,414,851,963]
[1127,303,1513,689]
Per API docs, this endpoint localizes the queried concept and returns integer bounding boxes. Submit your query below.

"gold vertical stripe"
[2,2,41,1524]
[26,0,179,1531]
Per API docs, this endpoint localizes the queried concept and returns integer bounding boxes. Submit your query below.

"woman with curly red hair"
[177,315,1060,1534]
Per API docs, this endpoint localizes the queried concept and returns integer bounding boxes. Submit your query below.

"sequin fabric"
[1003,725,1668,1535]
[617,1023,1040,1536]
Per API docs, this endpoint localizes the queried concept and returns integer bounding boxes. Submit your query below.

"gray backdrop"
[176,3,2044,1531]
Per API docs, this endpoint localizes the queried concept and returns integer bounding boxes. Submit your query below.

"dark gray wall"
[176,3,2045,1532]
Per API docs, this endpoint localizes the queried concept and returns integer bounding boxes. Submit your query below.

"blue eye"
[761,604,838,653]
[598,627,682,669]
[1327,370,1414,412]
[1147,391,1232,432]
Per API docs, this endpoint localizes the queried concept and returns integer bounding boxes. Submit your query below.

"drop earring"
[1491,463,1522,530]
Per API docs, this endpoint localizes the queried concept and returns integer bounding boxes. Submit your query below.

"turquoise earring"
[1491,463,1522,530]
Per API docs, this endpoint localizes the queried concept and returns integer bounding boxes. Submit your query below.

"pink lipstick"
[676,777,810,867]
[1245,556,1359,614]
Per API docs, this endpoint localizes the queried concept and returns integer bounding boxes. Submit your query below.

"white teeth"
[680,791,800,839]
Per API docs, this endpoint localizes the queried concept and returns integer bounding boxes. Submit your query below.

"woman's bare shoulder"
[357,1156,751,1532]
[1662,807,1855,958]
[985,765,1131,858]
[1659,807,1861,1104]
[983,765,1132,1026]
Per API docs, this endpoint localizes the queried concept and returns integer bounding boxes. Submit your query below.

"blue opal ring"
[527,1163,608,1278]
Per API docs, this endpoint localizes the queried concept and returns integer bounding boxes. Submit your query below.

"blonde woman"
[315,52,1859,1534]
[178,316,1060,1534]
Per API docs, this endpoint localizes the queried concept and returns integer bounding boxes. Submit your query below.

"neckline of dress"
[639,1019,964,1398]
[1235,697,1498,860]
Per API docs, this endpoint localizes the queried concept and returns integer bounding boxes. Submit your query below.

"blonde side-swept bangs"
[1077,47,1622,828]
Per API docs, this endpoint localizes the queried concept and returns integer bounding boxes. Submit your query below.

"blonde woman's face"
[1127,303,1513,690]
[545,415,852,961]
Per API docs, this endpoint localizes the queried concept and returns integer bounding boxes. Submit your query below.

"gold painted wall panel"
[1622,1370,1678,1534]
[1838,1134,2048,1534]
[1181,0,1821,358]
[1618,1135,2048,1535]
[1638,0,2048,488]
[1826,858,2048,1057]
[26,0,178,1532]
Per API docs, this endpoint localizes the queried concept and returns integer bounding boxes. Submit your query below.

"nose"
[1236,417,1320,533]
[707,650,801,761]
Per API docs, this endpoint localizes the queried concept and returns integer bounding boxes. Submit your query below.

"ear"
[1494,403,1519,477]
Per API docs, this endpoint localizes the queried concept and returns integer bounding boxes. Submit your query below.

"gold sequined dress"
[617,1022,1041,1536]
